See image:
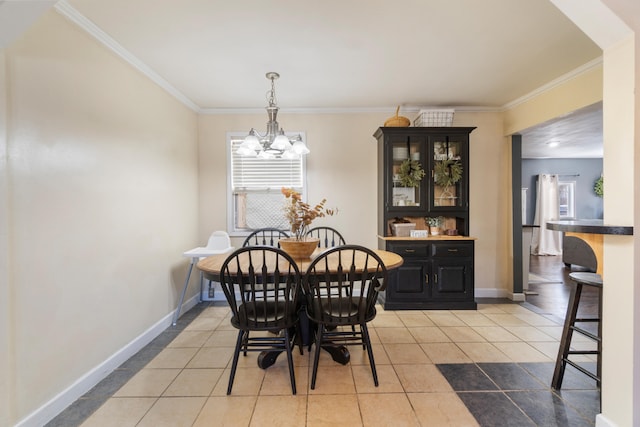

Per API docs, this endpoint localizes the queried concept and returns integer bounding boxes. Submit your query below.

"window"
[558,181,576,219]
[227,132,306,235]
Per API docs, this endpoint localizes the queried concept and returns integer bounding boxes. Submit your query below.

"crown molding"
[200,105,502,115]
[501,57,603,111]
[53,0,200,113]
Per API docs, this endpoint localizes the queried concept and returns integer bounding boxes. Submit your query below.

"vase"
[279,237,320,259]
[429,227,440,236]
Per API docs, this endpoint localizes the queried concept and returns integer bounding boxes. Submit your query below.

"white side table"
[173,246,234,325]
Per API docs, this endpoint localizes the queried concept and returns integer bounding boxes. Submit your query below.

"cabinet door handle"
[434,274,438,283]
[447,249,458,252]
[404,249,415,253]
[425,274,429,284]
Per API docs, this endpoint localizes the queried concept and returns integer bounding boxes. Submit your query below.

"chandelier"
[237,72,310,159]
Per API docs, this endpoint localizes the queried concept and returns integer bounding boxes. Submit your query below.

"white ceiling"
[5,0,607,157]
[520,102,603,158]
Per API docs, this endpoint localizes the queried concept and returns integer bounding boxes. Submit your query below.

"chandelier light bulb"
[292,140,310,155]
[271,130,293,151]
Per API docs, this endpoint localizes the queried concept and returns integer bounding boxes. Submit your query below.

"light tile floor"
[47,301,600,427]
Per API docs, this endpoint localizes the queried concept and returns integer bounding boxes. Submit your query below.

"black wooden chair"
[302,245,387,389]
[242,228,290,248]
[305,226,346,248]
[219,246,301,394]
[305,226,352,337]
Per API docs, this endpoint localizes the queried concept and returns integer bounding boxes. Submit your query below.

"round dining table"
[197,247,404,277]
[197,247,404,368]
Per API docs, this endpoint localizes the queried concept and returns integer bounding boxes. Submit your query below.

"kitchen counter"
[546,220,633,275]
[546,219,633,235]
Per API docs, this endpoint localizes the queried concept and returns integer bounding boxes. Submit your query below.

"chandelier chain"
[267,77,278,107]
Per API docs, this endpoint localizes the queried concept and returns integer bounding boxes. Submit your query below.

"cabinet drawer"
[431,243,473,257]
[387,243,429,257]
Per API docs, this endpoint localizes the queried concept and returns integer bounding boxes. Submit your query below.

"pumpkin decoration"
[384,106,410,127]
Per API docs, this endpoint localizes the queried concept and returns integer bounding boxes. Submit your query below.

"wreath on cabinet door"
[433,159,463,188]
[398,159,425,187]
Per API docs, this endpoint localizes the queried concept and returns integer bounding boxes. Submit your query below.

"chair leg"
[311,325,324,390]
[552,282,582,390]
[596,286,602,389]
[242,330,249,356]
[227,330,245,395]
[283,329,297,394]
[361,323,378,386]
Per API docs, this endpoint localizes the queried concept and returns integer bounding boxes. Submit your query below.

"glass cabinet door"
[390,138,424,208]
[431,136,465,209]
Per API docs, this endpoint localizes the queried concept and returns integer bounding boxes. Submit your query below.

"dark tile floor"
[437,362,599,427]
[436,254,600,426]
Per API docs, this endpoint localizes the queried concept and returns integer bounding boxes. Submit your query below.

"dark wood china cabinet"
[375,127,476,310]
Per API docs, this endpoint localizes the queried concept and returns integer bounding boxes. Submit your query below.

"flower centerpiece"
[280,188,336,258]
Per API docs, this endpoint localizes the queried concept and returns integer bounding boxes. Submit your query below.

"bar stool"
[551,272,602,389]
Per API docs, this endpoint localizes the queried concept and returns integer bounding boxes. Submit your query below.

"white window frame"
[558,181,576,219]
[226,132,307,237]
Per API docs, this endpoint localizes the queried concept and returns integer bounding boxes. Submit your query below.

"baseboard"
[475,288,507,298]
[475,288,526,302]
[595,413,616,427]
[510,293,526,302]
[14,293,200,427]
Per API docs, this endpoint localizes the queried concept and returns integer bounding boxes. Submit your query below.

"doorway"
[512,103,603,313]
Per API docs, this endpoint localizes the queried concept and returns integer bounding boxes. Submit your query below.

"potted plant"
[280,188,336,258]
[425,216,444,235]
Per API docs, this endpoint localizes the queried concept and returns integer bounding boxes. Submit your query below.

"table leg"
[256,326,297,369]
[173,261,195,325]
[300,312,351,365]
[256,320,351,369]
[257,351,281,369]
[321,345,350,365]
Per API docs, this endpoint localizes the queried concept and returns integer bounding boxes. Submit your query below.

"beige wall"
[1,50,11,427]
[197,113,388,249]
[602,38,640,426]
[598,5,640,426]
[197,111,511,298]
[503,62,603,135]
[2,11,199,425]
[601,35,637,427]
